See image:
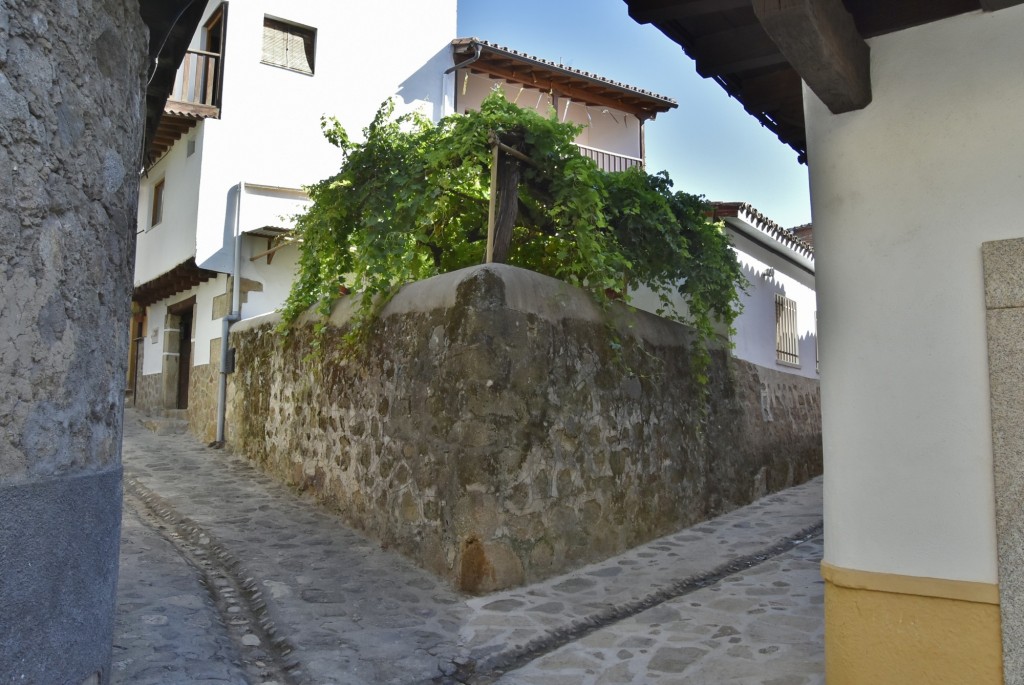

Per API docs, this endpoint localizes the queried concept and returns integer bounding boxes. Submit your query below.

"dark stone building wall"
[0,1,148,682]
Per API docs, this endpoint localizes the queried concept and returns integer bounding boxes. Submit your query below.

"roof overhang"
[713,201,814,275]
[451,38,677,121]
[139,0,210,163]
[133,258,220,309]
[625,0,1024,159]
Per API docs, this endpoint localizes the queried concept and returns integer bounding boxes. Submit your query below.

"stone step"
[140,416,190,436]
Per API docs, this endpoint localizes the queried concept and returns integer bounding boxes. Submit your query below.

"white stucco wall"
[729,230,817,379]
[626,223,816,379]
[458,72,642,158]
[135,127,204,285]
[193,0,455,271]
[139,0,455,374]
[807,7,1024,583]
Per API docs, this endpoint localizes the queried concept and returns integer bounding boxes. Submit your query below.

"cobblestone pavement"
[116,409,823,684]
[114,498,249,684]
[494,536,824,685]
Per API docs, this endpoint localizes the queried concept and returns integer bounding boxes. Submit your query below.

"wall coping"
[232,264,707,350]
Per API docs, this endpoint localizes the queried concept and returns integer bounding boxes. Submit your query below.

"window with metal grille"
[261,17,316,74]
[776,293,800,366]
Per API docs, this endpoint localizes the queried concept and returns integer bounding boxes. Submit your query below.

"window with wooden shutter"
[261,17,316,75]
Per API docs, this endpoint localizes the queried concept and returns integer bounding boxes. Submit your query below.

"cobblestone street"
[113,409,824,684]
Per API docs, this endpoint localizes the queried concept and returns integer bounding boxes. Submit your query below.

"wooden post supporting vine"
[486,140,499,263]
[486,131,527,264]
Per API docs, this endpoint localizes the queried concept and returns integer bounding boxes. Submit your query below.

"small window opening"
[151,179,165,227]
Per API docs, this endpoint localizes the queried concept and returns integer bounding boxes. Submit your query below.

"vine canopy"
[280,91,745,371]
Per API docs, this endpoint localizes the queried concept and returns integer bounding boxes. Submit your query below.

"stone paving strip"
[494,535,825,685]
[454,481,821,682]
[114,497,249,684]
[119,409,822,684]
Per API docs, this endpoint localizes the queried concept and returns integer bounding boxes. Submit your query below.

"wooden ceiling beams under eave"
[980,0,1024,10]
[753,0,871,115]
[692,22,790,77]
[464,61,660,120]
[147,114,199,164]
[132,258,219,309]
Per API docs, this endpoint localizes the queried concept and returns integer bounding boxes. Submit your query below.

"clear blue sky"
[457,0,811,228]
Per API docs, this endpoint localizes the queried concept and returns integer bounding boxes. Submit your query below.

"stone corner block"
[982,238,1024,310]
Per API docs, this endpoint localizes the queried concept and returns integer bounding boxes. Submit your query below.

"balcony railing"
[577,144,643,173]
[168,49,221,115]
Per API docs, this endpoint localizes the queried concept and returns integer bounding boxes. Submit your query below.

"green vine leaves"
[279,91,746,381]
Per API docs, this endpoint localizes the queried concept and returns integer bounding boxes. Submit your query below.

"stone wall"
[0,1,148,682]
[226,265,821,593]
[133,372,163,414]
[187,339,221,443]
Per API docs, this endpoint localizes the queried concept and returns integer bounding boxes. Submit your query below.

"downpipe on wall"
[214,181,245,446]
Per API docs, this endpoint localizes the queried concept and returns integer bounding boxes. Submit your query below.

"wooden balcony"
[577,144,644,173]
[149,49,222,164]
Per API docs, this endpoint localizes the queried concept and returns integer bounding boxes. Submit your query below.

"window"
[150,179,165,227]
[261,17,316,74]
[775,293,799,366]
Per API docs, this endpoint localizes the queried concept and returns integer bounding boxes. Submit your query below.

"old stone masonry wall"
[0,1,148,682]
[227,265,821,594]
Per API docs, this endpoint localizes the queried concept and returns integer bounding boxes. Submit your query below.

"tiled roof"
[712,202,814,259]
[451,38,676,118]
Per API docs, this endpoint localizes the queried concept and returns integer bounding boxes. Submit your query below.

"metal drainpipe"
[215,181,244,445]
[443,42,482,75]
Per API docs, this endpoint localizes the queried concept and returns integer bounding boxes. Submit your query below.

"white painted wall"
[729,229,817,378]
[458,72,642,157]
[194,0,456,271]
[628,221,816,379]
[807,7,1024,583]
[240,238,301,320]
[138,0,455,374]
[135,127,204,285]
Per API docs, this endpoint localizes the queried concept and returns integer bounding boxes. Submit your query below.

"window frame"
[150,178,165,228]
[775,292,800,368]
[260,16,317,75]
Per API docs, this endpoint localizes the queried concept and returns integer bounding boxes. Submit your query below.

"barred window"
[262,17,316,74]
[776,293,800,366]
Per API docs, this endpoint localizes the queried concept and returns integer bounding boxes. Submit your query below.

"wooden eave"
[147,102,220,167]
[139,1,210,163]
[452,38,677,121]
[133,258,220,309]
[624,0,1021,160]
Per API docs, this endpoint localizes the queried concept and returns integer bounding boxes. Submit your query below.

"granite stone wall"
[227,265,821,593]
[187,339,221,443]
[0,1,148,681]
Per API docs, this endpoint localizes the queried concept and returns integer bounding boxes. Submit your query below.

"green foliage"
[281,91,746,374]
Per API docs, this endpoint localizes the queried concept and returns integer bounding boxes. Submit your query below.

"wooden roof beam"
[981,0,1024,10]
[468,63,655,119]
[629,0,748,24]
[753,0,870,114]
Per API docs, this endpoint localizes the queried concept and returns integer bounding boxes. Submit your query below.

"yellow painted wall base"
[823,563,1003,684]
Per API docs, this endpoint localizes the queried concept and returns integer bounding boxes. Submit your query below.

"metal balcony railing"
[576,144,643,172]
